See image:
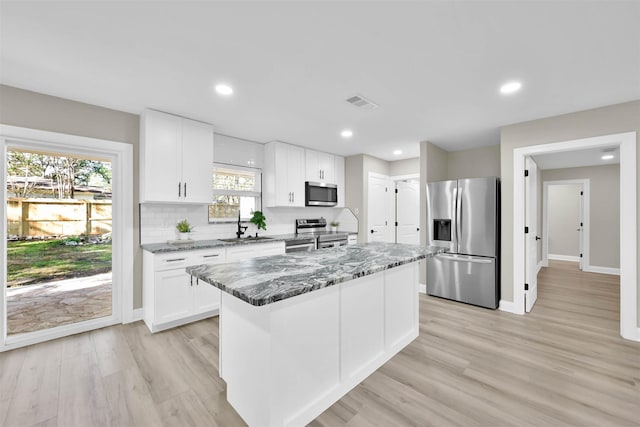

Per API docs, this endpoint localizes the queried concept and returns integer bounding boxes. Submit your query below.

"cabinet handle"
[292,192,294,203]
[178,182,181,197]
[184,182,187,198]
[202,254,219,258]
[190,275,193,286]
[165,258,186,262]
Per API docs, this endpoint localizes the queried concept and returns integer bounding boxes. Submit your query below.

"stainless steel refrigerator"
[426,177,500,309]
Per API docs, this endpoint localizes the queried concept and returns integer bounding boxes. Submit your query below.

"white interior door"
[579,188,584,270]
[368,174,392,242]
[395,180,420,244]
[525,157,538,312]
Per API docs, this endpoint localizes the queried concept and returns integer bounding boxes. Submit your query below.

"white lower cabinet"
[143,248,225,333]
[143,242,285,333]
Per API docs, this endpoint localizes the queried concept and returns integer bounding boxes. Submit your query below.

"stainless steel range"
[295,218,349,249]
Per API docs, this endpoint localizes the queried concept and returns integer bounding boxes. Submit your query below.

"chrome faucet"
[236,212,248,238]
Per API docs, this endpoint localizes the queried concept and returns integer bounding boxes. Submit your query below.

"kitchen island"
[187,242,443,427]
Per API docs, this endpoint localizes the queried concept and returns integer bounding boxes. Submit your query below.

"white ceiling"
[532,146,620,170]
[1,1,639,161]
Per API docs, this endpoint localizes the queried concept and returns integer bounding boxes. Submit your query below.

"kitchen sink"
[220,236,273,243]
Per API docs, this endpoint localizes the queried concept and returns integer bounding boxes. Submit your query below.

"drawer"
[154,248,226,271]
[154,253,191,271]
[190,248,226,265]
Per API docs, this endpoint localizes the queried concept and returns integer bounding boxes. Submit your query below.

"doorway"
[542,180,589,271]
[1,125,133,351]
[513,132,637,341]
[6,148,113,335]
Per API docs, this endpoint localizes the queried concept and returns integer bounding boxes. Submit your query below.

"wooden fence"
[7,198,112,238]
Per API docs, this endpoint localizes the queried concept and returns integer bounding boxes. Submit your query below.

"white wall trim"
[537,261,543,274]
[419,283,426,294]
[513,132,637,341]
[542,179,590,270]
[391,173,420,182]
[583,266,621,276]
[548,254,581,262]
[0,125,134,351]
[498,299,519,314]
[131,308,145,323]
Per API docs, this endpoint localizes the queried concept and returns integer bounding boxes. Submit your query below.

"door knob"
[535,236,541,240]
[416,228,420,231]
[370,230,377,234]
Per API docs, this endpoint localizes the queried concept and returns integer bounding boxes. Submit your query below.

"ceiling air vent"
[345,94,379,110]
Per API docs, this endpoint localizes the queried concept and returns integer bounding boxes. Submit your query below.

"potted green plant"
[329,221,340,232]
[250,211,267,236]
[176,219,194,240]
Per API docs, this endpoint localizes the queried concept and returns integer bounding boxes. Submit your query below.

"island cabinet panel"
[385,264,419,350]
[340,274,385,381]
[218,262,419,427]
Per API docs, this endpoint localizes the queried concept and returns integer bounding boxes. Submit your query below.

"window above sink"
[209,163,262,223]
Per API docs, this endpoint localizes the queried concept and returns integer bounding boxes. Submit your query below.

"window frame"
[209,162,262,223]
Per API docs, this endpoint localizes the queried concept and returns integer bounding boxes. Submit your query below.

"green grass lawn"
[7,239,112,287]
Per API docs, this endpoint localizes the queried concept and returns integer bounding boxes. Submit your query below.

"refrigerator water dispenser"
[433,219,451,241]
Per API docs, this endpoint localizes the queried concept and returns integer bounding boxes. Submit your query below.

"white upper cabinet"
[305,150,336,183]
[140,109,214,203]
[264,141,305,207]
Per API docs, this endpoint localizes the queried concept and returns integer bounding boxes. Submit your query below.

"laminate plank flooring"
[1,260,638,426]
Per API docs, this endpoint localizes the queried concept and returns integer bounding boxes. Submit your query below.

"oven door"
[285,242,316,253]
[318,240,348,249]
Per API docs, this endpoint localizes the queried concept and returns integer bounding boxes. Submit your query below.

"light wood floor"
[1,261,638,427]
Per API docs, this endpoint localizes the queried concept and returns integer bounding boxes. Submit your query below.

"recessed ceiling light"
[500,81,522,95]
[215,84,233,96]
[601,154,615,160]
[341,130,353,138]
[393,150,402,155]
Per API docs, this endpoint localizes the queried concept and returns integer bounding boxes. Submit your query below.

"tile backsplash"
[140,204,358,245]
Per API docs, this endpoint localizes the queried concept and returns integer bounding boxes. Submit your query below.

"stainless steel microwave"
[305,181,338,207]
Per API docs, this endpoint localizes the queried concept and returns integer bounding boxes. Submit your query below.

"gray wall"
[543,165,620,269]
[500,99,640,327]
[0,85,143,308]
[547,184,582,257]
[447,144,500,179]
[389,157,419,176]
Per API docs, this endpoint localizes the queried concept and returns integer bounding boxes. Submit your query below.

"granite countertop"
[141,237,286,254]
[187,242,445,306]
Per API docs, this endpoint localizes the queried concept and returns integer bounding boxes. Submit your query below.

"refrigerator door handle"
[456,184,462,251]
[437,254,493,264]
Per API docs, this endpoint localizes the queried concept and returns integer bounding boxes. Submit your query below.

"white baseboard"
[498,299,522,315]
[537,261,543,274]
[419,283,426,294]
[548,254,580,262]
[583,265,621,276]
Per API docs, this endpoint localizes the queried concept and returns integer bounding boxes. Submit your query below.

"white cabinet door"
[192,249,224,313]
[155,269,193,323]
[141,110,182,202]
[181,119,214,203]
[141,109,213,204]
[193,276,220,313]
[318,152,335,183]
[306,150,336,184]
[266,142,306,207]
[288,145,306,207]
[335,155,345,207]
